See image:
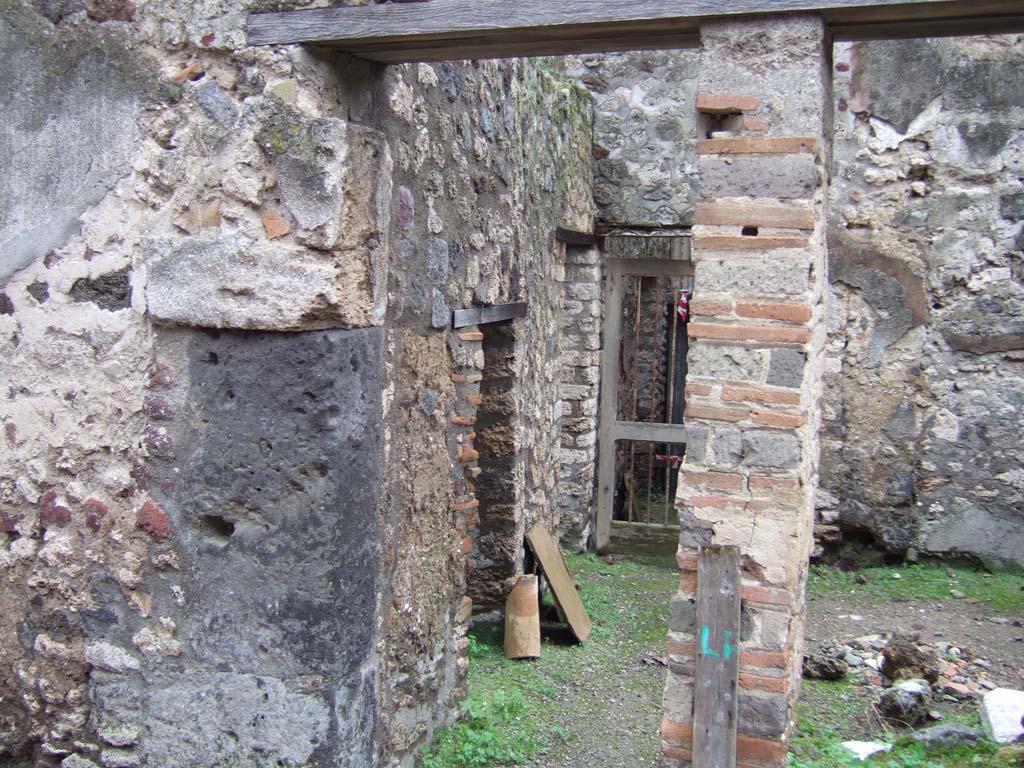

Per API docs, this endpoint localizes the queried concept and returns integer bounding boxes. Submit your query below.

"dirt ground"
[536,559,1024,767]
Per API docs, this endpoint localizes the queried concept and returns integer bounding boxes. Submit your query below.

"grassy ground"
[419,556,1024,768]
[419,552,679,767]
[806,561,1024,612]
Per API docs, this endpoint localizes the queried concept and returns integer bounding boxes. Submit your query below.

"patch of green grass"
[807,561,1024,613]
[789,739,1020,768]
[418,552,679,767]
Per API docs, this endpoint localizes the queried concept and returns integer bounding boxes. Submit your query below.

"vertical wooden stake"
[504,575,541,659]
[692,545,741,768]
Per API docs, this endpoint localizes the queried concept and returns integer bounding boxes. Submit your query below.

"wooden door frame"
[595,256,694,552]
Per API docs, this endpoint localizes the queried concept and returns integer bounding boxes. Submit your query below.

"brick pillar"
[661,17,830,768]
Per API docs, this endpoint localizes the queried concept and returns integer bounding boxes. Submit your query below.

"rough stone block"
[145,235,381,331]
[699,154,819,199]
[92,671,336,768]
[1,18,140,284]
[669,592,697,633]
[696,256,812,300]
[742,430,801,469]
[158,327,383,680]
[738,691,789,738]
[766,349,806,389]
[689,344,765,383]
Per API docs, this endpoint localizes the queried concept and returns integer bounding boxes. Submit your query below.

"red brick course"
[696,92,760,113]
[735,302,813,324]
[697,136,817,155]
[688,323,811,344]
[721,386,801,406]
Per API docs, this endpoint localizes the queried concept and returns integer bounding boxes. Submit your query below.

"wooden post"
[692,545,741,767]
[504,575,541,659]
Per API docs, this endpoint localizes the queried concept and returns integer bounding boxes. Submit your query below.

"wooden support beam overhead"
[247,0,1024,61]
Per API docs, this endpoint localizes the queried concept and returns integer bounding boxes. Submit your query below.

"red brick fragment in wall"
[752,411,806,429]
[737,736,788,764]
[452,415,477,426]
[661,717,695,746]
[721,385,801,406]
[261,211,291,240]
[466,394,483,406]
[683,403,749,423]
[748,476,801,491]
[688,323,811,345]
[696,92,760,114]
[735,302,813,324]
[39,491,71,527]
[83,498,109,533]
[694,235,810,252]
[683,470,744,491]
[458,445,480,463]
[696,136,817,155]
[695,201,817,230]
[136,500,171,542]
[690,300,732,318]
[739,672,788,693]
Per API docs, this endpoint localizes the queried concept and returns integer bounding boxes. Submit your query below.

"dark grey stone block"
[742,431,801,469]
[767,349,806,389]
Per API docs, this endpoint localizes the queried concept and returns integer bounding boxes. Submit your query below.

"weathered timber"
[608,521,680,557]
[247,0,1024,61]
[555,227,596,246]
[692,545,741,768]
[451,302,527,328]
[526,523,592,643]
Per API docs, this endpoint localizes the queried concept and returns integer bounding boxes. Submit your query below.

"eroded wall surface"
[0,1,593,766]
[372,58,594,761]
[562,51,700,227]
[821,36,1024,567]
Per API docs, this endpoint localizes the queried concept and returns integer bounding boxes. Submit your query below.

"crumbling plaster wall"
[821,36,1024,567]
[566,37,1024,568]
[0,1,593,766]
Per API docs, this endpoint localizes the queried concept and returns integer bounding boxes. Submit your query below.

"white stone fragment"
[84,642,141,673]
[842,742,892,761]
[981,688,1024,744]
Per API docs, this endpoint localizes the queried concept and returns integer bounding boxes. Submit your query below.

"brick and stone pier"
[661,16,831,768]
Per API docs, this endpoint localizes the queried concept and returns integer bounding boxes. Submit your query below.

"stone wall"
[373,57,594,761]
[561,51,700,226]
[0,1,593,765]
[820,36,1024,568]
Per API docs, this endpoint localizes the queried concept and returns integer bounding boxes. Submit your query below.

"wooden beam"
[692,545,741,768]
[247,0,1024,61]
[555,227,596,247]
[451,302,527,328]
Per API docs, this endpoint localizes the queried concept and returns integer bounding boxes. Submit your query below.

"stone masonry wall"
[1,1,395,764]
[555,242,602,551]
[819,36,1024,567]
[370,58,594,764]
[561,51,700,227]
[660,17,830,768]
[0,2,593,766]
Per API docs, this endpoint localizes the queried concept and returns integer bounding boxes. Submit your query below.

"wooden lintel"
[247,0,1024,60]
[555,227,596,246]
[451,302,528,328]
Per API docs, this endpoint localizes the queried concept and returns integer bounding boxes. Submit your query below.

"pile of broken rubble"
[803,633,1024,748]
